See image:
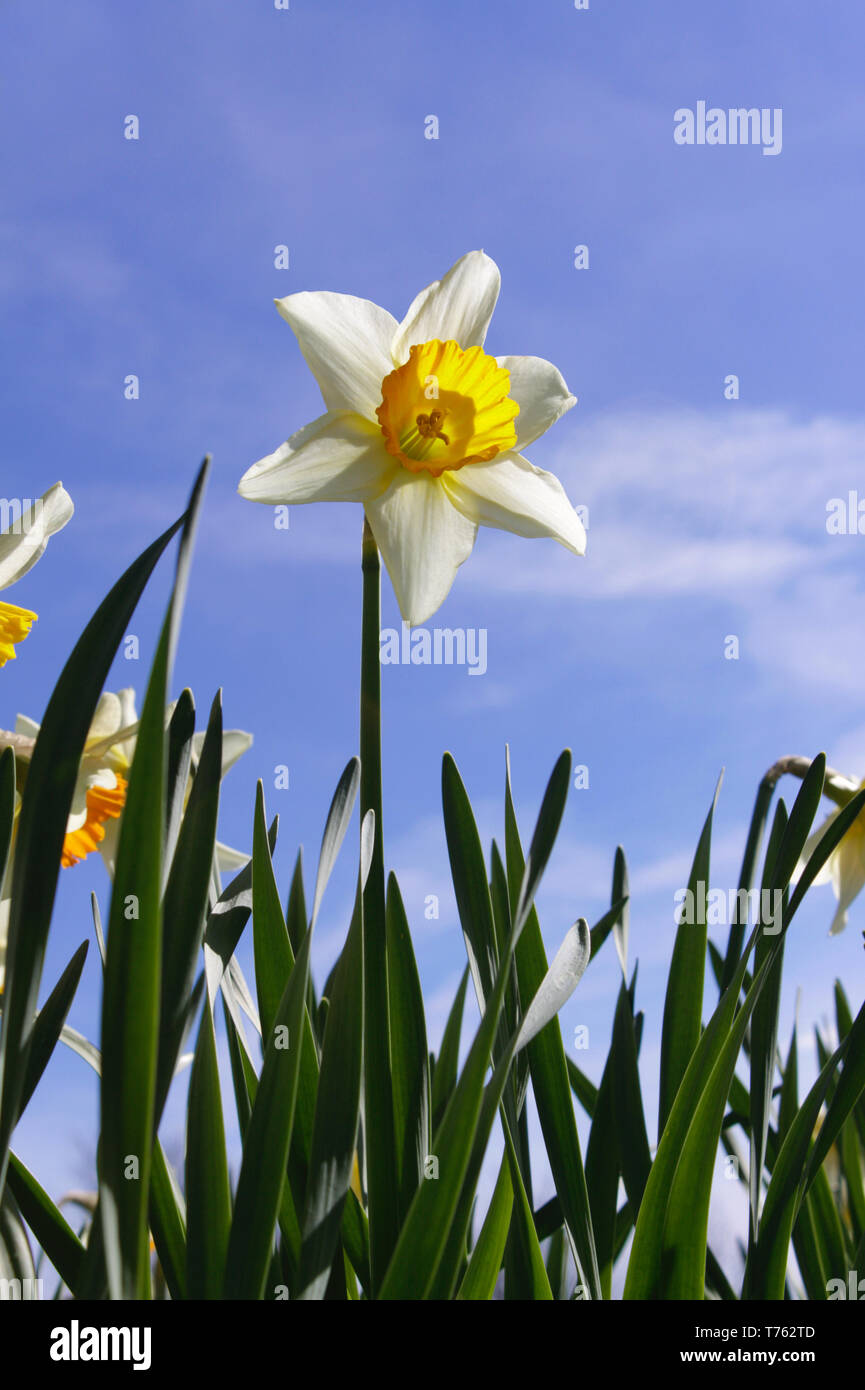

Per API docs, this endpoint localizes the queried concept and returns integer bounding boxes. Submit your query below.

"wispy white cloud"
[215,404,865,626]
[455,407,865,701]
[826,722,865,777]
[0,219,133,307]
[469,406,865,594]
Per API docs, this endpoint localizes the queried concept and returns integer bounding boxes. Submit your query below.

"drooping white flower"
[795,774,865,936]
[0,483,74,666]
[238,252,586,624]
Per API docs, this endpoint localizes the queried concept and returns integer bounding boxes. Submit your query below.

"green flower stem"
[720,774,776,992]
[360,518,399,1294]
[762,755,855,806]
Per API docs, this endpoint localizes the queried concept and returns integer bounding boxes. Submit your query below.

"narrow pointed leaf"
[504,750,601,1300]
[456,1156,513,1300]
[611,983,653,1218]
[379,898,524,1297]
[223,926,313,1300]
[204,814,277,1009]
[512,750,572,939]
[748,801,788,1234]
[156,690,223,1121]
[442,753,497,1008]
[746,1039,846,1298]
[722,773,776,990]
[18,942,89,1118]
[431,968,469,1133]
[98,459,209,1300]
[805,993,865,1184]
[164,688,195,877]
[0,508,184,1191]
[185,1000,231,1299]
[386,873,430,1221]
[298,876,364,1299]
[148,1140,187,1302]
[585,991,624,1297]
[502,1118,553,1299]
[625,925,759,1299]
[6,1152,84,1294]
[658,774,722,1136]
[650,950,778,1298]
[251,782,293,1040]
[311,758,360,929]
[771,753,826,892]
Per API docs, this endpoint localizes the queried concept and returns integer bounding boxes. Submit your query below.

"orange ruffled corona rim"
[61,776,127,868]
[376,339,519,477]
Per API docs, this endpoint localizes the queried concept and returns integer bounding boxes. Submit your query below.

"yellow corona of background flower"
[0,483,73,665]
[238,251,586,625]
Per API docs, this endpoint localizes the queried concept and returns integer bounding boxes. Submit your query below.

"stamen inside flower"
[62,774,127,868]
[0,600,37,666]
[376,339,519,476]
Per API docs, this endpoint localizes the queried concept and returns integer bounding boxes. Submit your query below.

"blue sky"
[5,1,865,1281]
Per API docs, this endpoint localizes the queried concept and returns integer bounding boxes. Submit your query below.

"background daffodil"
[794,772,865,936]
[0,689,252,991]
[0,483,73,665]
[7,688,253,876]
[238,251,586,625]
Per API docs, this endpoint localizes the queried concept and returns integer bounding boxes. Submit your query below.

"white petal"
[0,727,36,762]
[220,730,253,776]
[364,471,477,626]
[829,902,849,936]
[392,251,500,362]
[828,814,865,933]
[515,920,591,1053]
[216,840,251,875]
[191,729,253,778]
[87,692,124,744]
[274,291,398,417]
[117,688,137,727]
[103,691,140,770]
[83,722,139,769]
[0,483,74,591]
[67,768,119,838]
[443,452,587,555]
[88,768,119,792]
[14,714,41,739]
[825,771,861,800]
[239,412,395,505]
[66,766,95,831]
[792,812,839,888]
[98,819,121,879]
[498,355,577,451]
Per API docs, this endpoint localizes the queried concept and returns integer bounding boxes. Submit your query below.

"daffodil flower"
[0,690,253,991]
[238,251,586,624]
[11,688,253,874]
[0,483,73,665]
[794,773,865,936]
